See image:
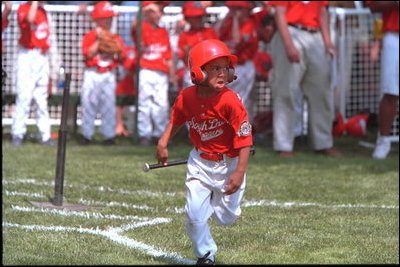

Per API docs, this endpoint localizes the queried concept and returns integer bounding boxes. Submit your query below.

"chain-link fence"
[2,4,398,140]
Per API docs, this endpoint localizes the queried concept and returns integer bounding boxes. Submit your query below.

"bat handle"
[142,159,188,172]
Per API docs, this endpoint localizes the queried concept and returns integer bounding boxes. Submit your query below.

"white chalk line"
[2,179,176,197]
[4,190,46,198]
[3,179,398,264]
[3,222,195,265]
[9,205,171,222]
[5,189,398,211]
[242,199,399,210]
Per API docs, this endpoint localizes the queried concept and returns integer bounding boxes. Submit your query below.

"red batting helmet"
[182,1,206,17]
[92,1,118,19]
[188,39,237,85]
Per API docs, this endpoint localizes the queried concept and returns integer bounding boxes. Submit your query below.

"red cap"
[225,1,254,8]
[183,1,206,17]
[92,1,118,19]
[143,1,170,7]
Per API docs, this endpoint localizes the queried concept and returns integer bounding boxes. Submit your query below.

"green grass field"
[2,130,399,265]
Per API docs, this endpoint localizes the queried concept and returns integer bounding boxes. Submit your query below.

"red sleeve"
[163,29,173,60]
[81,31,96,58]
[170,91,187,126]
[2,17,9,32]
[223,92,253,149]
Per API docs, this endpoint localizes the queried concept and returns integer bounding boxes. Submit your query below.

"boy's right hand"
[156,143,168,166]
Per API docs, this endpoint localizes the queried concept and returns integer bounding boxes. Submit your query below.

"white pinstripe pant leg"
[137,69,169,138]
[12,48,51,141]
[80,70,116,140]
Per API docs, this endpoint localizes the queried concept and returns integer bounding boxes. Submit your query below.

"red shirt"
[269,1,328,28]
[132,21,172,73]
[17,3,50,52]
[177,27,218,62]
[170,85,253,156]
[82,30,126,73]
[219,15,259,65]
[366,1,399,33]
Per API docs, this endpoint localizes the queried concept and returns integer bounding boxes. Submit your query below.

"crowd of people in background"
[1,1,399,160]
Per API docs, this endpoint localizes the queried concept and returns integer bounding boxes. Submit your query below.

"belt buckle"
[200,152,223,161]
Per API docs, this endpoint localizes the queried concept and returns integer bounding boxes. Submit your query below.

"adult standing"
[268,1,341,157]
[11,1,54,146]
[366,1,399,159]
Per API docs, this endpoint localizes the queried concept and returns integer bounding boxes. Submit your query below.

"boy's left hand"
[223,171,244,195]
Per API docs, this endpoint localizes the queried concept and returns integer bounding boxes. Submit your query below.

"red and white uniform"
[11,2,52,142]
[366,1,399,97]
[178,26,218,88]
[170,85,252,259]
[269,1,335,152]
[132,20,173,139]
[218,13,258,120]
[80,29,127,141]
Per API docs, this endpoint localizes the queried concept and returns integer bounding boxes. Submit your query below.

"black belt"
[288,23,319,33]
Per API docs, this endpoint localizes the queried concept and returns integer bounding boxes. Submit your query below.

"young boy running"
[156,39,253,265]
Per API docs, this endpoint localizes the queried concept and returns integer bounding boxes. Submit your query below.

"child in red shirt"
[80,1,126,145]
[156,39,253,265]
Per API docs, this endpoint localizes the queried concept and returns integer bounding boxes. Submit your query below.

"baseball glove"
[98,30,122,55]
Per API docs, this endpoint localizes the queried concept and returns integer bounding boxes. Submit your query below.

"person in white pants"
[79,1,126,145]
[366,1,399,159]
[11,1,54,146]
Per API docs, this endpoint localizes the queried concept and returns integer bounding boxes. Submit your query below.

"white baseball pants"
[80,69,116,140]
[137,68,169,139]
[380,32,399,97]
[12,47,51,142]
[185,148,246,259]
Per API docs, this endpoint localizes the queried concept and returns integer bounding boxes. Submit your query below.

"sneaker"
[12,136,23,146]
[196,252,215,266]
[41,139,56,147]
[372,135,391,159]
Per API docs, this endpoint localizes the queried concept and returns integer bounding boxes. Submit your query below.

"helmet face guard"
[188,39,237,85]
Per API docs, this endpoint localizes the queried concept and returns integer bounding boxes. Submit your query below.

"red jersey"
[366,1,399,32]
[2,16,9,33]
[218,15,259,65]
[269,1,328,28]
[82,30,126,73]
[177,27,218,62]
[17,3,50,52]
[170,85,253,156]
[132,20,172,73]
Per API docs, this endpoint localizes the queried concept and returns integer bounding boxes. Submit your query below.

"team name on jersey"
[187,117,226,141]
